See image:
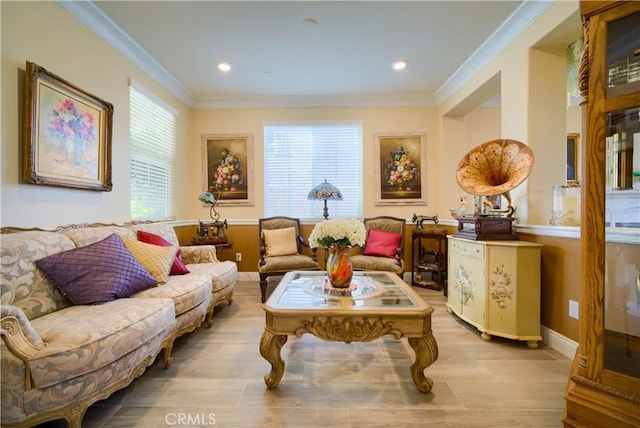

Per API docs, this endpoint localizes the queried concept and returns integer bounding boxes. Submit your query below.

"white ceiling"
[63,1,556,108]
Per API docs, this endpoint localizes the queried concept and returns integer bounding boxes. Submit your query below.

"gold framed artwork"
[566,133,579,185]
[374,133,427,206]
[23,61,113,191]
[201,133,254,206]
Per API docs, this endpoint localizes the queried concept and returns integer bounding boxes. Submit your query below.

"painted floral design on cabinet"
[489,264,513,308]
[453,264,475,305]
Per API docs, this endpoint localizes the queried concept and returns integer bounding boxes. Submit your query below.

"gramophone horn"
[456,139,535,197]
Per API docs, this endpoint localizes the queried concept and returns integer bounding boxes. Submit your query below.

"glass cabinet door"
[603,11,640,383]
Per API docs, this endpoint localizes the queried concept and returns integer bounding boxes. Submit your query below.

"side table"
[191,238,232,260]
[411,228,447,295]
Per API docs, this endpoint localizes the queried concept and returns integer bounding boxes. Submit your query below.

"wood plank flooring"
[78,278,572,427]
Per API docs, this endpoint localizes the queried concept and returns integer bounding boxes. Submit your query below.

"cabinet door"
[485,246,518,335]
[449,239,486,325]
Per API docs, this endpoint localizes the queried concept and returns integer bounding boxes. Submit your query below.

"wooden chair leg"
[260,276,268,303]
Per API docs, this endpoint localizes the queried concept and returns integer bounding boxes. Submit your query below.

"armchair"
[258,217,321,302]
[351,216,406,276]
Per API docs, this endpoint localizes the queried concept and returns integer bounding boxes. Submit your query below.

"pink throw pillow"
[137,230,190,275]
[363,229,402,259]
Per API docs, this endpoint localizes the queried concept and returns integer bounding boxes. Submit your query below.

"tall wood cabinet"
[446,237,542,348]
[564,2,640,427]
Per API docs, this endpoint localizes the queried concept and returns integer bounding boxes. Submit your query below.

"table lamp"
[307,179,342,220]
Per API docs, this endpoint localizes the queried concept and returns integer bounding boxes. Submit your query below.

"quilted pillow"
[263,227,298,257]
[120,236,177,284]
[137,230,190,275]
[35,234,157,305]
[363,229,402,258]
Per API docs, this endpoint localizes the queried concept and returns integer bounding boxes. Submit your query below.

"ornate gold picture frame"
[201,133,254,206]
[374,133,427,206]
[23,62,113,191]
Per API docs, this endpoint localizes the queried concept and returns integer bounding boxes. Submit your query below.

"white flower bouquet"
[309,217,366,248]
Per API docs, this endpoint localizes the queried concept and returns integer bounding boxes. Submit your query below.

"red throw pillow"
[137,230,190,275]
[363,229,402,259]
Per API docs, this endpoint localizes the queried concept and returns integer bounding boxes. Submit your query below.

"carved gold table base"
[259,314,438,393]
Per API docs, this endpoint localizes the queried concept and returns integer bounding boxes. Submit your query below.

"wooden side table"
[190,238,232,260]
[411,228,447,295]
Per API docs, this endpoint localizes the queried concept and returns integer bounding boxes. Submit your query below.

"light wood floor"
[77,278,572,427]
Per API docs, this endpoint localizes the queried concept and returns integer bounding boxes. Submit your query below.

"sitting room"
[2,1,639,427]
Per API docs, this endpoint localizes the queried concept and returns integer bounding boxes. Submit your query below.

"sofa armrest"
[1,305,43,361]
[180,245,220,264]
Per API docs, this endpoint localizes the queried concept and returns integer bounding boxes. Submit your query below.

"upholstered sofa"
[0,221,237,428]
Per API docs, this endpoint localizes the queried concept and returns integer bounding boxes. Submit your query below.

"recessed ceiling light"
[218,62,232,72]
[302,18,318,30]
[392,60,408,71]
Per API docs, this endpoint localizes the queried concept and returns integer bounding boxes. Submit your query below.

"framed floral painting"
[23,62,113,191]
[374,133,427,206]
[201,133,254,206]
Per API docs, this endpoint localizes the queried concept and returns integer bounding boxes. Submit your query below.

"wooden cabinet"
[446,236,542,348]
[411,228,447,293]
[564,3,640,427]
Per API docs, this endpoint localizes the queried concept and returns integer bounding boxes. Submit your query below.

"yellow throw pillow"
[121,236,177,284]
[263,227,298,257]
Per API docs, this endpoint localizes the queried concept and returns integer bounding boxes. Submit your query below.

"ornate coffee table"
[260,271,438,392]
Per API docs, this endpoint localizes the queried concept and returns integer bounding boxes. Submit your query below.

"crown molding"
[59,0,551,110]
[194,93,436,109]
[57,0,195,107]
[435,0,554,105]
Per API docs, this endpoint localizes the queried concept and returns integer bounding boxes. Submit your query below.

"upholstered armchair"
[258,216,321,302]
[351,216,406,276]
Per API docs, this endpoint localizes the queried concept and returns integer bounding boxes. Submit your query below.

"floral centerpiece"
[212,148,244,191]
[384,146,418,190]
[309,218,367,289]
[308,217,366,249]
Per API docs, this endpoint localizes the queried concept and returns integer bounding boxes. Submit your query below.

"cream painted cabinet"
[447,236,542,348]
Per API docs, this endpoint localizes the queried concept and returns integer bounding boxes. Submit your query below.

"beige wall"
[1,1,193,228]
[190,107,439,221]
[438,0,580,226]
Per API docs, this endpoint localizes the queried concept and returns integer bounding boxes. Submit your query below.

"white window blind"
[264,123,363,219]
[129,83,177,220]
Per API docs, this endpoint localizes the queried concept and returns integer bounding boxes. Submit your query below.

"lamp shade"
[198,191,216,205]
[307,180,343,201]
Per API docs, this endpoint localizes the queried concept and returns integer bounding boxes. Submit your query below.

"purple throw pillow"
[36,233,157,305]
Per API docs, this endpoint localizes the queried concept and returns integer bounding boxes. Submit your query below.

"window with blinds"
[129,82,177,220]
[264,123,363,219]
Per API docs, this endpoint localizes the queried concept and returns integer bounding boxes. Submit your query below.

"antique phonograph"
[453,139,535,240]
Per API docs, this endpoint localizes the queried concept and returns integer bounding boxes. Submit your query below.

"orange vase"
[326,246,353,288]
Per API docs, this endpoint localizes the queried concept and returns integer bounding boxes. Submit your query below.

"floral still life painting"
[384,146,419,191]
[375,133,427,205]
[202,134,254,205]
[40,96,100,179]
[24,62,113,191]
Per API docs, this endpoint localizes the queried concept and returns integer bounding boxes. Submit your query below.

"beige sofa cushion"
[127,222,180,247]
[133,274,212,317]
[28,298,174,389]
[0,231,75,320]
[186,261,237,296]
[62,225,135,248]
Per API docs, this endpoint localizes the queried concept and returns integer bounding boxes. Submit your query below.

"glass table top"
[267,271,425,311]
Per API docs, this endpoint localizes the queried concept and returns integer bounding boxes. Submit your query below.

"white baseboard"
[541,325,578,359]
